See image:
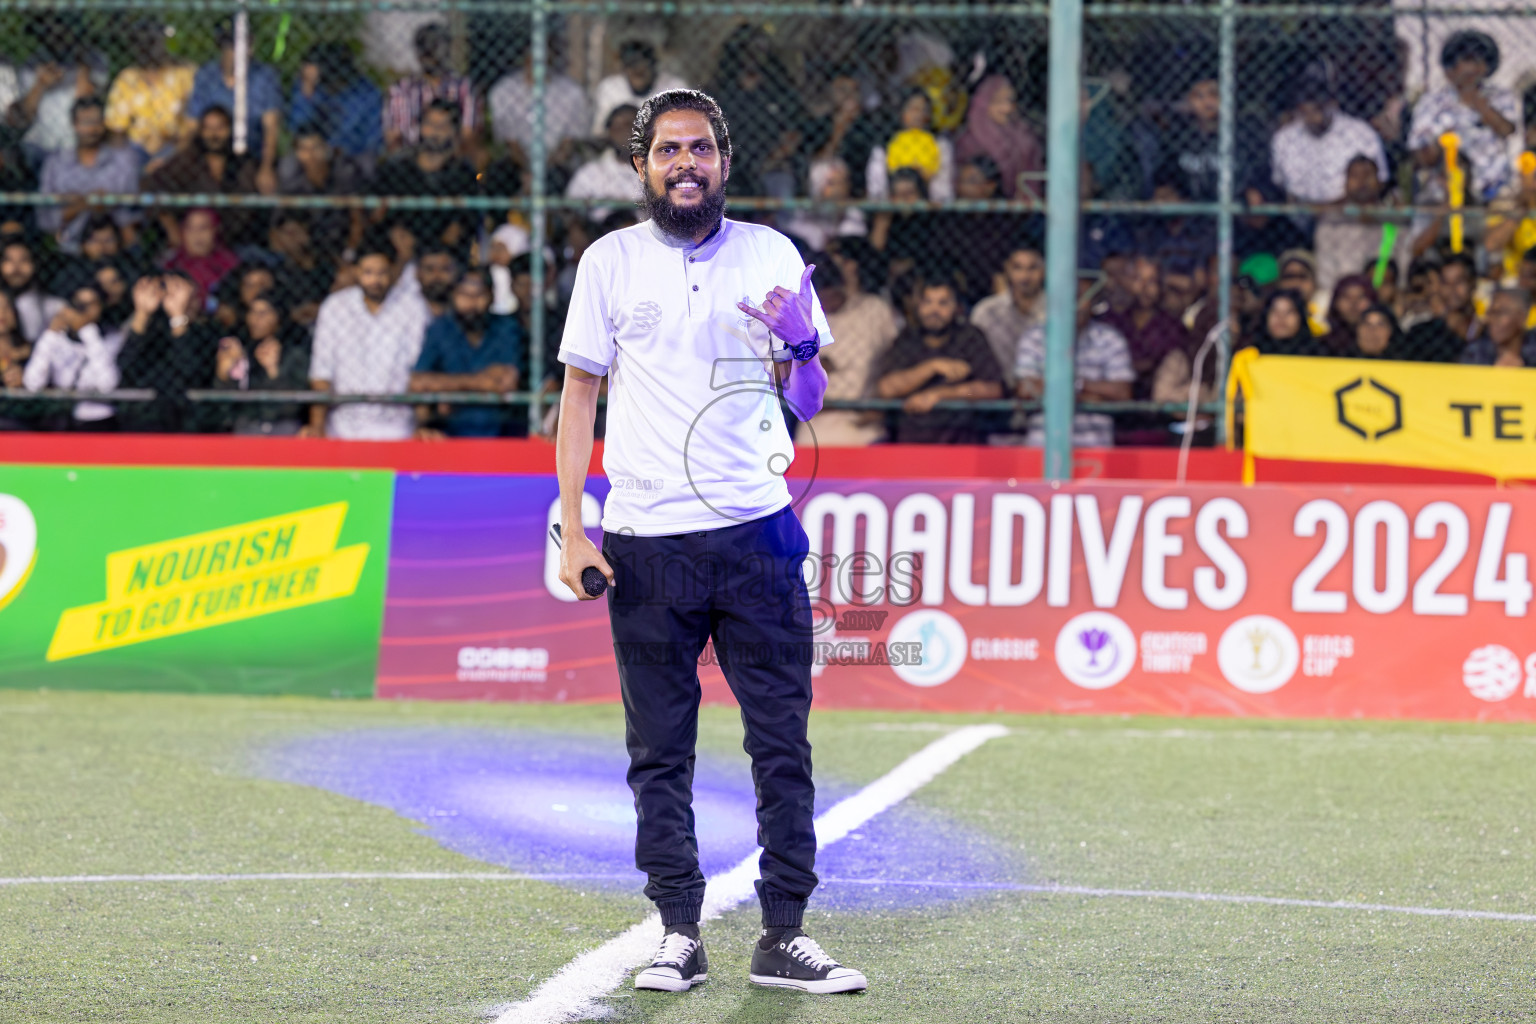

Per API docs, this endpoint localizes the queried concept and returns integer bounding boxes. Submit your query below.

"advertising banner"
[0,466,392,696]
[1227,349,1536,483]
[381,474,1536,722]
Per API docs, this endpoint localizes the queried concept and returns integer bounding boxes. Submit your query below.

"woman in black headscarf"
[1252,289,1332,356]
[1349,303,1409,360]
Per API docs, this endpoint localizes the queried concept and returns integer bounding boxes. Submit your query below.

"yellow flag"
[1227,349,1536,483]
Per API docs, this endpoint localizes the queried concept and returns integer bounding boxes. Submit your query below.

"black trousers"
[603,505,818,928]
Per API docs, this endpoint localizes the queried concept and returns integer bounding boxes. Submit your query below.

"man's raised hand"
[737,263,818,346]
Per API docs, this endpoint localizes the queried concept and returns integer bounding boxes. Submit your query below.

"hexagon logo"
[1335,377,1402,441]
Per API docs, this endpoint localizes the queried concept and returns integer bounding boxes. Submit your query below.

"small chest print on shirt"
[612,478,666,498]
[632,301,663,331]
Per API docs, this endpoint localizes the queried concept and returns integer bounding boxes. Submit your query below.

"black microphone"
[548,523,609,597]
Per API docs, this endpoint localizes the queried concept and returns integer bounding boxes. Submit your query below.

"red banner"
[381,476,1536,721]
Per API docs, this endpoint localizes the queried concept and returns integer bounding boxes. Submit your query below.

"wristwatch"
[772,331,821,363]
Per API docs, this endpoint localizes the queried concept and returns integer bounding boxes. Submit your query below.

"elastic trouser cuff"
[761,900,806,929]
[657,898,703,927]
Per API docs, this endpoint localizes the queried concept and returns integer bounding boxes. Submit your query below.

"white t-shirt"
[1270,112,1388,203]
[560,217,833,535]
[309,282,429,440]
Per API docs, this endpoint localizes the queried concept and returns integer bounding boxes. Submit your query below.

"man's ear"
[631,153,645,176]
[720,154,730,183]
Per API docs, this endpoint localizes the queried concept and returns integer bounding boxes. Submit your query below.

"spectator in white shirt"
[1408,31,1520,202]
[1271,76,1388,204]
[307,234,430,440]
[589,41,686,136]
[23,281,120,427]
[488,49,590,170]
[565,104,642,220]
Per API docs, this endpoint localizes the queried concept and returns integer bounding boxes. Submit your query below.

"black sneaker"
[749,929,867,993]
[633,931,707,992]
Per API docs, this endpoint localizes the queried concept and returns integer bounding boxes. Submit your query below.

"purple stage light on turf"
[256,727,1028,908]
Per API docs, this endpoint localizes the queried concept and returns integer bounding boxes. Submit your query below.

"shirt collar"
[648,216,727,256]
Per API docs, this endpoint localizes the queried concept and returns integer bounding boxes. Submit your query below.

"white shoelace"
[650,932,697,968]
[786,935,837,971]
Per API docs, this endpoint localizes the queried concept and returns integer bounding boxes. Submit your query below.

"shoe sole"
[749,972,867,994]
[634,971,706,992]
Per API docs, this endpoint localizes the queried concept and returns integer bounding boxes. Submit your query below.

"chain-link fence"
[0,2,1533,447]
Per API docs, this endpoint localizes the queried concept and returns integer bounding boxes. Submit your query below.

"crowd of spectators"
[1,15,1535,445]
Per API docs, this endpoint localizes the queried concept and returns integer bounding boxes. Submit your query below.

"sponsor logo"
[1462,644,1523,702]
[1335,377,1403,441]
[632,300,663,331]
[888,609,967,687]
[970,637,1039,662]
[1055,611,1136,689]
[1140,631,1207,674]
[46,502,369,661]
[1302,634,1355,678]
[1216,615,1299,694]
[458,646,549,683]
[0,494,38,613]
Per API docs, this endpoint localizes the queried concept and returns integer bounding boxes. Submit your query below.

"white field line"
[489,723,1010,1024]
[0,872,626,886]
[818,878,1536,924]
[5,868,1531,926]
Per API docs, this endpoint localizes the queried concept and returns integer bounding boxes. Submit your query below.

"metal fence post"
[1043,0,1083,481]
[1215,0,1235,446]
[528,0,549,435]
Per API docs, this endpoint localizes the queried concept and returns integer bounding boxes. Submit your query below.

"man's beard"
[641,171,726,241]
[422,282,453,304]
[454,309,489,335]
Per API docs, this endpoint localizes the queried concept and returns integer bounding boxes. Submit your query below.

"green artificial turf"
[3,690,1536,1022]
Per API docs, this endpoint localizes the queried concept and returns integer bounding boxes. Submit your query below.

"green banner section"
[0,466,392,697]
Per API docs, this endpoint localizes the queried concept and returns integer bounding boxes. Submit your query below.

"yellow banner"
[1227,349,1536,483]
[47,502,369,661]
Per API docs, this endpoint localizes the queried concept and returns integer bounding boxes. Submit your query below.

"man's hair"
[1442,251,1477,279]
[71,96,105,121]
[630,88,732,162]
[619,40,656,66]
[424,98,462,124]
[200,104,233,126]
[889,166,929,200]
[606,103,639,131]
[356,229,397,265]
[82,213,119,240]
[455,266,493,292]
[1347,153,1379,173]
[1521,244,1536,266]
[1494,286,1532,310]
[414,22,449,54]
[292,120,330,145]
[1441,30,1499,73]
[918,276,958,302]
[1006,238,1044,261]
[1362,257,1398,280]
[1291,74,1333,108]
[508,253,532,277]
[418,240,459,265]
[963,154,1002,187]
